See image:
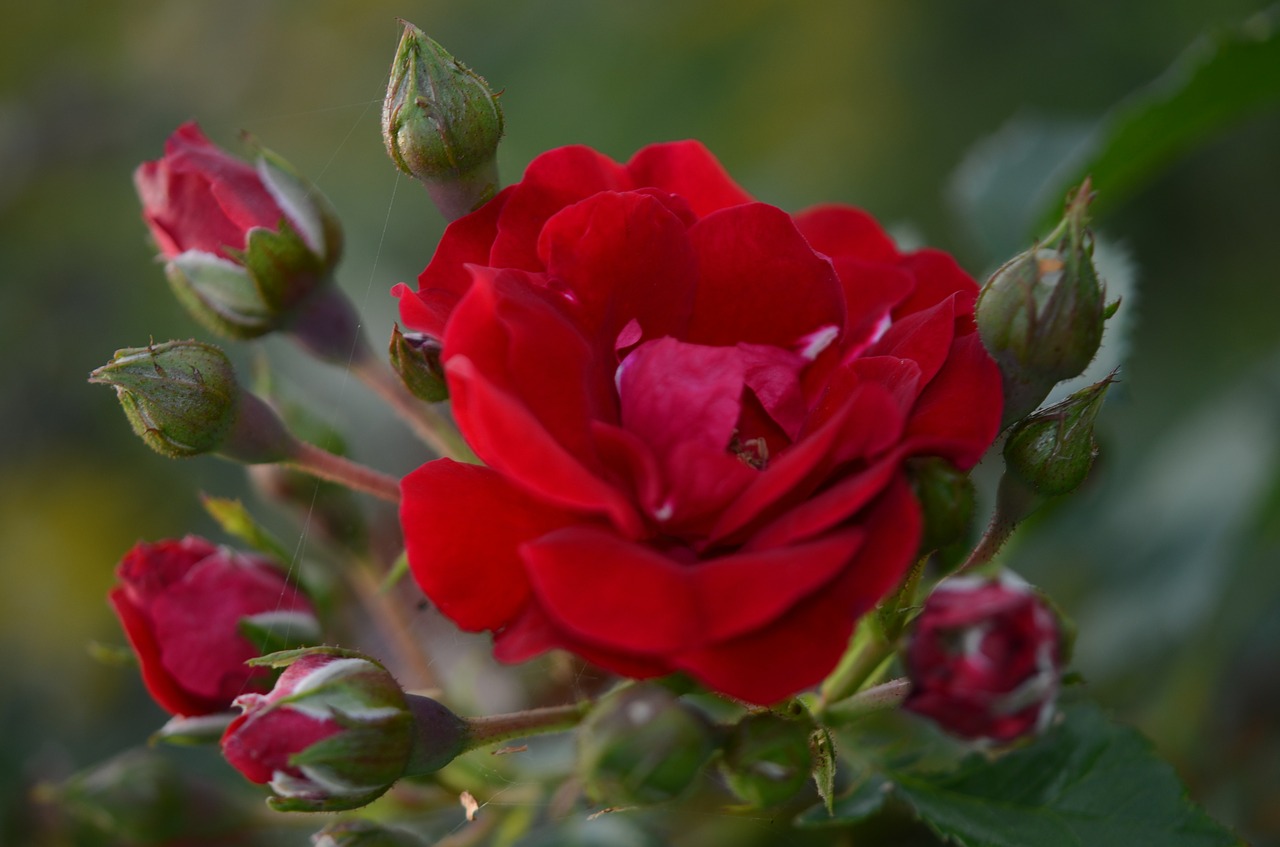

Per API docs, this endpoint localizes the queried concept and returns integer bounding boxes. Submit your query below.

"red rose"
[395,142,1002,704]
[109,536,319,716]
[903,573,1062,743]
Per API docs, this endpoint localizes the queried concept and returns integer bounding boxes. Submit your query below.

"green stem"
[463,702,592,751]
[822,678,912,727]
[957,472,1043,573]
[816,619,895,714]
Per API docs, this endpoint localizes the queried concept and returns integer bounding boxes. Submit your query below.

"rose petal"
[685,203,846,349]
[109,587,224,717]
[491,146,631,270]
[793,204,900,263]
[893,248,979,319]
[618,338,744,455]
[900,332,1003,469]
[403,460,579,631]
[536,191,698,350]
[675,477,920,703]
[625,140,754,217]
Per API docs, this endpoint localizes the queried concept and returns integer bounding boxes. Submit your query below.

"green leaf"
[795,770,889,828]
[889,704,1242,847]
[200,494,292,562]
[1065,6,1280,222]
[809,725,837,815]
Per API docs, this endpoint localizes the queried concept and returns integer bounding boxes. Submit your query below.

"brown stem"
[284,441,400,503]
[464,702,591,751]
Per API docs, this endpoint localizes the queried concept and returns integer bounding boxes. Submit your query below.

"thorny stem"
[956,472,1043,573]
[285,440,401,503]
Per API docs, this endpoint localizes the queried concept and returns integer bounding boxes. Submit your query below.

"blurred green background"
[3,1,1278,843]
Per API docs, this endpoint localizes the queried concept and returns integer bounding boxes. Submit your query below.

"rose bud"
[907,457,976,560]
[90,339,296,463]
[903,572,1062,744]
[977,180,1108,425]
[1004,374,1112,497]
[108,536,319,718]
[382,21,504,220]
[221,647,425,812]
[134,122,344,341]
[719,709,815,809]
[576,684,717,807]
[312,819,431,847]
[389,324,448,403]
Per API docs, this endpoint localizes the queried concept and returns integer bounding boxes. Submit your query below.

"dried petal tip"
[382,21,504,220]
[977,179,1108,425]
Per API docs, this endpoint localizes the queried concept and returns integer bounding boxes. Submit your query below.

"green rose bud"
[1004,375,1113,497]
[577,684,717,807]
[90,340,295,463]
[720,709,816,808]
[389,324,449,403]
[977,180,1108,426]
[382,21,504,220]
[907,457,976,558]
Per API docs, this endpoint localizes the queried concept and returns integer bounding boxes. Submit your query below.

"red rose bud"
[719,709,816,809]
[576,684,717,806]
[382,21,504,220]
[134,122,344,339]
[312,819,431,847]
[977,181,1107,425]
[108,536,319,718]
[221,647,419,812]
[90,339,296,463]
[903,572,1062,744]
[1004,375,1112,497]
[389,324,448,402]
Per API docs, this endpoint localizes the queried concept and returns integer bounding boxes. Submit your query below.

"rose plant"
[396,141,1003,704]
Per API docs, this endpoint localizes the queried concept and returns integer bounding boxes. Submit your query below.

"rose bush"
[395,141,1002,704]
[109,536,318,716]
[903,573,1062,742]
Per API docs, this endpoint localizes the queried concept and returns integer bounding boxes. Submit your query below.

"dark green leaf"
[796,771,890,828]
[890,704,1241,847]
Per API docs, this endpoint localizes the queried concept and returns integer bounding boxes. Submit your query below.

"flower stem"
[957,472,1042,573]
[350,348,475,462]
[463,702,592,751]
[816,617,895,713]
[822,678,912,727]
[284,441,400,503]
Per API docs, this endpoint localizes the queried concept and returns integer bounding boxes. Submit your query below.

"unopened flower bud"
[312,819,431,847]
[903,572,1062,744]
[1004,376,1112,497]
[719,709,815,808]
[577,684,717,806]
[907,457,975,557]
[382,21,504,220]
[90,340,295,463]
[221,647,418,812]
[389,324,449,402]
[977,181,1107,425]
[109,535,319,718]
[135,123,343,339]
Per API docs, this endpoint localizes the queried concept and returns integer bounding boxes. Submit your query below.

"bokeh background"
[3,1,1278,843]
